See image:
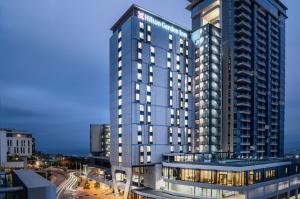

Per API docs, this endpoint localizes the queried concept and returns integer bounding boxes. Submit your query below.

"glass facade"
[166,182,246,199]
[162,160,300,187]
[163,167,246,186]
[193,23,222,153]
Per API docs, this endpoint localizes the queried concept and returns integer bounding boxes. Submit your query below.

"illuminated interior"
[201,0,220,28]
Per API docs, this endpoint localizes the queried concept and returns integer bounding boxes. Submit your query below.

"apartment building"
[108,0,288,198]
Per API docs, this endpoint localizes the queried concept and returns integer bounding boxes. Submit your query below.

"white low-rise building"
[0,128,34,168]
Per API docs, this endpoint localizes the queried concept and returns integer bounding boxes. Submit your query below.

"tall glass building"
[186,0,287,157]
[109,4,194,196]
[108,1,290,198]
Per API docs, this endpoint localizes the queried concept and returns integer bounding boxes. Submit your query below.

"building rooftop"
[0,128,32,136]
[14,170,54,189]
[111,4,190,32]
[163,153,295,168]
[186,0,287,11]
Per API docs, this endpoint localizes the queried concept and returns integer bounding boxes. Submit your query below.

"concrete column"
[111,166,120,199]
[124,168,132,199]
[111,165,132,199]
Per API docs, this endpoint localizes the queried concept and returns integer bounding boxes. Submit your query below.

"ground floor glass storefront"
[163,166,246,186]
[165,182,246,199]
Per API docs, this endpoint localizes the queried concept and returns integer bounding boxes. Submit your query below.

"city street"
[57,172,79,199]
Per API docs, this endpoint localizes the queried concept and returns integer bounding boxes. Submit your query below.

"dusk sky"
[0,0,299,155]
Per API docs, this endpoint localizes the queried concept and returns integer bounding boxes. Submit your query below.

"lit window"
[138,41,142,49]
[150,46,155,53]
[147,25,151,32]
[118,109,122,115]
[118,128,122,134]
[118,118,122,125]
[118,147,122,153]
[169,43,173,50]
[147,35,151,42]
[150,56,155,63]
[137,63,142,70]
[147,85,151,93]
[167,52,171,58]
[118,156,122,162]
[146,95,151,103]
[118,99,122,106]
[118,137,122,143]
[118,80,122,87]
[139,32,144,39]
[139,22,144,29]
[118,90,122,97]
[118,31,122,39]
[149,66,153,73]
[118,70,122,78]
[136,93,140,101]
[147,146,151,152]
[170,145,174,152]
[140,104,144,112]
[169,34,173,40]
[167,61,171,68]
[118,41,122,48]
[138,135,142,143]
[180,38,183,45]
[137,72,142,81]
[139,115,144,122]
[147,105,151,112]
[118,61,122,68]
[138,52,142,60]
[118,51,122,58]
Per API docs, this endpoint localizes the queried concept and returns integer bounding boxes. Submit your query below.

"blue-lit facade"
[187,0,287,157]
[106,0,288,198]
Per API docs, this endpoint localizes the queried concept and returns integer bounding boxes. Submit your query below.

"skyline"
[0,0,299,155]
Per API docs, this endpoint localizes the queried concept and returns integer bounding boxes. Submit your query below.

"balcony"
[237,94,251,100]
[236,52,251,60]
[271,53,279,60]
[257,90,266,96]
[257,105,266,110]
[237,69,251,76]
[257,60,266,67]
[257,112,266,117]
[240,142,251,146]
[240,126,251,130]
[271,142,278,146]
[236,28,251,37]
[237,77,251,84]
[236,37,251,45]
[237,85,251,92]
[237,12,252,22]
[237,102,251,108]
[236,3,251,14]
[240,110,252,115]
[237,44,251,52]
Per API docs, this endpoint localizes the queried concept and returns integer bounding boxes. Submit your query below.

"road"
[57,172,79,199]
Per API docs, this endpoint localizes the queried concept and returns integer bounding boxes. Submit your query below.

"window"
[147,35,151,42]
[118,31,122,39]
[149,125,153,144]
[139,32,144,40]
[138,41,142,49]
[139,22,144,29]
